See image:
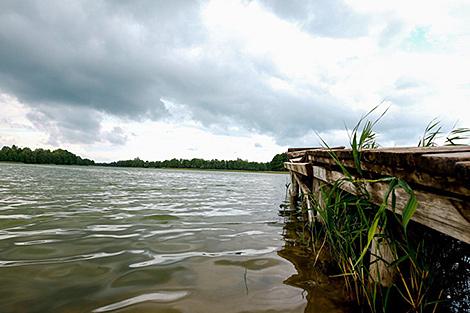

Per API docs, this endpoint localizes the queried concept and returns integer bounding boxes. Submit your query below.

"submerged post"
[305,194,314,223]
[289,172,299,209]
[369,228,397,287]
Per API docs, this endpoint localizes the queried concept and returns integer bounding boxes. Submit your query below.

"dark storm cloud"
[0,0,410,148]
[156,52,361,146]
[0,0,201,144]
[26,104,103,145]
[26,104,130,146]
[0,0,194,117]
[104,127,128,145]
[257,0,370,38]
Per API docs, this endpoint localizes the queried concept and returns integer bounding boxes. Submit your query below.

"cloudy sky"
[1,0,469,162]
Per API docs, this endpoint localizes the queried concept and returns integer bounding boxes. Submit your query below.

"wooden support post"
[305,194,314,223]
[289,172,299,209]
[369,227,396,287]
[312,177,329,224]
[312,178,322,206]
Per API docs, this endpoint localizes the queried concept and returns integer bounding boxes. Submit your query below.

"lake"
[0,163,350,313]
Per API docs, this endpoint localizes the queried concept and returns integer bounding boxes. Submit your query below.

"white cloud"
[0,92,48,147]
[92,116,285,162]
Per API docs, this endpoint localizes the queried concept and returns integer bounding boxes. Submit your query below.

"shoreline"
[0,161,288,174]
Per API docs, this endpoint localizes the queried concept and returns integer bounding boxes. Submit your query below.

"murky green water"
[0,163,350,313]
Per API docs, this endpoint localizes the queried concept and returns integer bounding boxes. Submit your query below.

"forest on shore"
[0,145,95,166]
[0,145,288,171]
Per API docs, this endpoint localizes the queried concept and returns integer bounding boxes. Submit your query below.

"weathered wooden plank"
[312,165,470,244]
[288,148,322,159]
[305,148,352,160]
[363,146,470,154]
[420,152,470,179]
[287,146,345,159]
[361,147,470,173]
[287,150,309,159]
[323,156,468,197]
[292,172,312,196]
[306,149,470,198]
[284,162,313,177]
[288,146,345,152]
[290,172,299,198]
[288,147,318,152]
[416,152,470,159]
[289,157,304,163]
[456,161,470,180]
[305,146,470,165]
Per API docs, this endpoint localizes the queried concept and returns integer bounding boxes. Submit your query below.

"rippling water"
[0,163,350,313]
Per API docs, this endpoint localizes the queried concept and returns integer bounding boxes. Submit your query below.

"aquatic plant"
[444,126,470,146]
[299,108,469,312]
[418,119,470,147]
[418,118,442,147]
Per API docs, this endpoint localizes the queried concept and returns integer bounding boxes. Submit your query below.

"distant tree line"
[0,145,288,171]
[0,145,95,166]
[97,153,288,172]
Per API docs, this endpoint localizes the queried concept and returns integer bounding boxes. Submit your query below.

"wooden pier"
[284,146,470,244]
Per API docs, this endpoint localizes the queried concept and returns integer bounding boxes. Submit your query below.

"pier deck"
[284,146,470,244]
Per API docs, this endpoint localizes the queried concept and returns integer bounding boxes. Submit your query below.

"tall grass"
[418,119,470,147]
[302,110,468,312]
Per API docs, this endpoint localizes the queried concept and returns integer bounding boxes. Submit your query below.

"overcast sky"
[1,0,469,162]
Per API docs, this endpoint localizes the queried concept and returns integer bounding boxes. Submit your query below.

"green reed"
[300,109,464,312]
[419,119,470,147]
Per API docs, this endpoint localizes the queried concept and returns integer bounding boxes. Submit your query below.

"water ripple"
[0,228,81,240]
[14,239,62,246]
[0,164,290,312]
[86,224,133,232]
[221,230,265,238]
[0,251,126,267]
[0,214,31,219]
[129,247,278,268]
[92,291,190,312]
[143,227,230,238]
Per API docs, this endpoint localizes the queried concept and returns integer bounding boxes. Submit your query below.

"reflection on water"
[0,163,350,313]
[92,291,191,312]
[278,206,354,313]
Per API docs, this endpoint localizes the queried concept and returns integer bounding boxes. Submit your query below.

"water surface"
[0,163,349,313]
